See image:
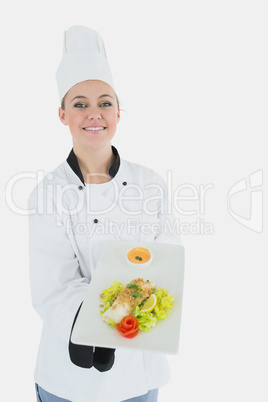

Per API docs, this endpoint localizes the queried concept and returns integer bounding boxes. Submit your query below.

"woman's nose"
[87,107,101,120]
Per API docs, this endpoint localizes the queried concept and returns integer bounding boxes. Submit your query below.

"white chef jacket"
[28,146,181,402]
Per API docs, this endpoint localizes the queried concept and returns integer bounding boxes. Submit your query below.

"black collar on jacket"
[66,146,120,185]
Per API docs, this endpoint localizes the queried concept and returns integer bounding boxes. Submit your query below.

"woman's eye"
[100,102,112,107]
[74,103,87,108]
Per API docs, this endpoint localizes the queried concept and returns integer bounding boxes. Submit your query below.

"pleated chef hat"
[56,25,115,101]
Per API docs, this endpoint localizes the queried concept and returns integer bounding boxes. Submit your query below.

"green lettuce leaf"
[99,281,123,323]
[133,306,157,332]
[153,288,175,320]
[100,280,123,304]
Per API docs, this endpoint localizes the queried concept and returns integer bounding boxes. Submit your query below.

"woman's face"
[59,80,120,150]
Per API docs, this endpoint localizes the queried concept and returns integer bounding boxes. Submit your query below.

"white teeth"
[83,126,105,131]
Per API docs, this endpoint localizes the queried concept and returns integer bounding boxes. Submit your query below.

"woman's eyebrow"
[98,94,113,99]
[71,95,87,102]
[70,94,114,102]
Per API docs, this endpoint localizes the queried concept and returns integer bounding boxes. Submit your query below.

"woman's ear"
[117,108,121,123]
[58,107,68,126]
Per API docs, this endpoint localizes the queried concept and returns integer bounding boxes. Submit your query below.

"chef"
[28,25,181,402]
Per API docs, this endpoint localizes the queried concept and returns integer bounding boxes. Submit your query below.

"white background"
[1,1,267,401]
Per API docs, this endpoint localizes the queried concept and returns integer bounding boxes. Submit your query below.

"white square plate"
[71,241,184,354]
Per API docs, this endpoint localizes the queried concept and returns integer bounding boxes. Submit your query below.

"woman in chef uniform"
[28,26,181,402]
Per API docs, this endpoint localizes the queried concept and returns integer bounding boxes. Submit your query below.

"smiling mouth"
[83,126,106,131]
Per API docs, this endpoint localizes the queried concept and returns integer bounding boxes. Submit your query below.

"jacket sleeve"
[28,184,89,343]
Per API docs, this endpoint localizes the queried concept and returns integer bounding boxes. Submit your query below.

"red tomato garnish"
[115,315,139,338]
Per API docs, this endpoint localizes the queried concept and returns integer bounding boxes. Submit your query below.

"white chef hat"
[56,25,115,101]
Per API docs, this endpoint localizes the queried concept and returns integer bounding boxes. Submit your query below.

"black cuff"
[68,303,93,368]
[68,303,116,371]
[93,347,116,372]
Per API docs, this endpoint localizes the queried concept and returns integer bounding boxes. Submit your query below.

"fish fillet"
[102,278,156,324]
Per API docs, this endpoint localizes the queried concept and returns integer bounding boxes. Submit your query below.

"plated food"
[102,278,156,324]
[100,278,174,338]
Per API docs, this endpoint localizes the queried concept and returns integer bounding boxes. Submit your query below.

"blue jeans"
[35,383,158,401]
